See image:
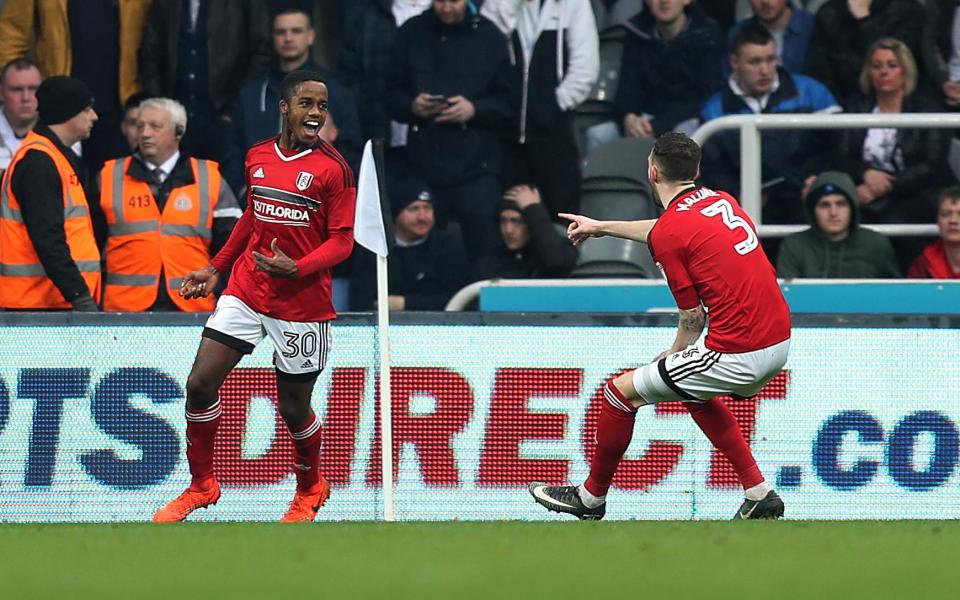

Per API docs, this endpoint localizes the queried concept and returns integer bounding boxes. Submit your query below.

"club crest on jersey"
[173,195,192,211]
[295,171,314,191]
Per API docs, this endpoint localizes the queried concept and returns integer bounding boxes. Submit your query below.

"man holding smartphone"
[385,0,514,263]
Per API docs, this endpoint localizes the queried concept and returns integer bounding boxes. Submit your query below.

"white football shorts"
[631,337,790,405]
[202,294,331,380]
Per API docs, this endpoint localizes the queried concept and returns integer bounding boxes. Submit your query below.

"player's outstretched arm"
[558,213,657,245]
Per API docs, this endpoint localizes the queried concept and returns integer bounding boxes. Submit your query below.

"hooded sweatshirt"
[777,171,901,278]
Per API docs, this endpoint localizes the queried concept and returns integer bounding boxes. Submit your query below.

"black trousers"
[431,173,501,263]
[501,131,581,218]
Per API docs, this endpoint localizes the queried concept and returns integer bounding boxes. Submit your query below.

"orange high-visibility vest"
[0,131,101,309]
[100,156,221,312]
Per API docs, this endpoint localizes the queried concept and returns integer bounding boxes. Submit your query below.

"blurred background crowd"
[0,0,958,314]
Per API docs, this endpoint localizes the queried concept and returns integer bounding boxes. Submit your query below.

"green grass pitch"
[2,521,956,599]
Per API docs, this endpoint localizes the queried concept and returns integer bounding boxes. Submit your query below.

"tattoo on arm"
[674,306,706,349]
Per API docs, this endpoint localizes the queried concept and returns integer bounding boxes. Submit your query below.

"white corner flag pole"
[375,250,394,522]
[353,140,395,521]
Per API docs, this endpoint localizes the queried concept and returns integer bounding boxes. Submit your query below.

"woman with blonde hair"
[834,37,952,225]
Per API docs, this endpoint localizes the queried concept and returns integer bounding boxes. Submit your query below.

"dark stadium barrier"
[0,312,958,521]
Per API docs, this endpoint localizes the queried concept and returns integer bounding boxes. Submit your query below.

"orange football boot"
[152,481,221,523]
[280,476,331,523]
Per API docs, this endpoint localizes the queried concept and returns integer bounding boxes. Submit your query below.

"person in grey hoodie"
[777,171,901,278]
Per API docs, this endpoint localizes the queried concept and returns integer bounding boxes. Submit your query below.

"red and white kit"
[635,186,792,403]
[205,138,356,377]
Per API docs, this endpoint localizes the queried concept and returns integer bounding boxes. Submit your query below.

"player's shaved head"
[651,132,701,183]
[281,69,327,104]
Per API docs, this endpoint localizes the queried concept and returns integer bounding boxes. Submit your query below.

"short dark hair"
[732,24,774,56]
[122,91,151,114]
[281,69,326,103]
[651,132,701,183]
[0,57,39,84]
[273,6,313,27]
[938,186,960,209]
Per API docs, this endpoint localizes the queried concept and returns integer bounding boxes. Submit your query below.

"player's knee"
[185,372,219,410]
[276,394,309,426]
[612,372,646,408]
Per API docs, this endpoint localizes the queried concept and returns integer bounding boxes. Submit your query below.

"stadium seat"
[573,26,626,154]
[571,187,661,278]
[581,137,655,192]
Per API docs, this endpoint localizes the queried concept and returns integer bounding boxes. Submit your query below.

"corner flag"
[354,140,389,257]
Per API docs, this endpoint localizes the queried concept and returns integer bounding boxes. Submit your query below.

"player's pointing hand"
[558,213,603,246]
[252,238,299,278]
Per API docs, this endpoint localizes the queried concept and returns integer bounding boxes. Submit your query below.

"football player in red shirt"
[530,133,791,520]
[153,71,356,523]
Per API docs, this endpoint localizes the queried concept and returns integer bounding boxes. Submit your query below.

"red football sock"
[185,399,221,490]
[684,398,764,489]
[584,380,637,497]
[289,413,323,492]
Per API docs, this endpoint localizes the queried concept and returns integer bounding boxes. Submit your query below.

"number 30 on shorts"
[281,331,318,358]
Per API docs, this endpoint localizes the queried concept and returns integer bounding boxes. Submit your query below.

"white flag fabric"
[354,140,389,257]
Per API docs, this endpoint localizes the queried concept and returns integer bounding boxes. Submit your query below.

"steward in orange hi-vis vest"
[100,154,240,312]
[0,130,101,309]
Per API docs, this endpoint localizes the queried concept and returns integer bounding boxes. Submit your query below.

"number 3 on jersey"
[700,198,759,255]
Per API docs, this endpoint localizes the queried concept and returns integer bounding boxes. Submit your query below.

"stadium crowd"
[0,0,958,314]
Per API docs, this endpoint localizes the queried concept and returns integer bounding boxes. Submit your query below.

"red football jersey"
[211,138,356,322]
[648,186,791,353]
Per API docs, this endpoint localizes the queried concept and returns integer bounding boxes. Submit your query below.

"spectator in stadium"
[0,0,152,174]
[350,171,470,311]
[139,0,271,162]
[723,0,815,77]
[482,0,599,217]
[0,77,103,311]
[921,0,960,109]
[777,171,901,278]
[340,0,426,145]
[587,0,722,150]
[384,0,514,262]
[0,58,42,178]
[117,92,151,156]
[98,97,241,312]
[223,7,362,195]
[907,186,960,278]
[475,185,579,280]
[281,0,346,73]
[700,25,840,224]
[832,38,952,225]
[806,0,925,104]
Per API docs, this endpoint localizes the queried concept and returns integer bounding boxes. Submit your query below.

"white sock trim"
[578,484,606,508]
[745,481,772,501]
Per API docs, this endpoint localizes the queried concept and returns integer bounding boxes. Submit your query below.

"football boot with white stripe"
[528,481,605,520]
[733,490,784,520]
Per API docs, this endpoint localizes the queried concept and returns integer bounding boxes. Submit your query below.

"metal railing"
[691,113,960,237]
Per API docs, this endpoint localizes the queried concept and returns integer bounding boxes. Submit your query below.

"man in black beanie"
[349,170,471,311]
[476,184,579,281]
[0,76,105,311]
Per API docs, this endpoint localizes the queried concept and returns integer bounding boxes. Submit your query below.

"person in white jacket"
[482,0,599,217]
